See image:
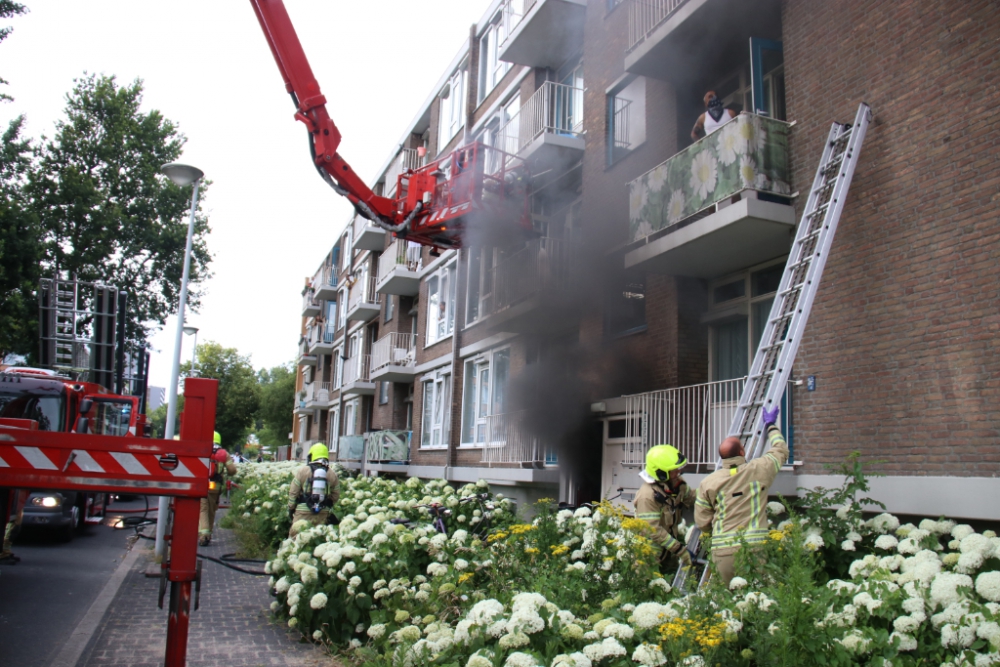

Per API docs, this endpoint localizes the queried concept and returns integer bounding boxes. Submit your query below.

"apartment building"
[293,0,1000,519]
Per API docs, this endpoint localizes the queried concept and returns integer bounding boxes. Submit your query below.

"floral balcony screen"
[629,113,791,243]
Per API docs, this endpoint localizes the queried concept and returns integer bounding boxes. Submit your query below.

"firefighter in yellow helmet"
[287,443,340,538]
[199,431,237,546]
[633,444,696,570]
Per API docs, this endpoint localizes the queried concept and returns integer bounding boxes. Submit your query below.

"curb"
[49,541,146,667]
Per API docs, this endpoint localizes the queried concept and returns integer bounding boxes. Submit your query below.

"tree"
[28,74,212,351]
[0,1,27,102]
[182,342,260,450]
[255,363,295,447]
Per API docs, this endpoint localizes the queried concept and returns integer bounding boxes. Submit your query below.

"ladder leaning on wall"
[674,102,874,594]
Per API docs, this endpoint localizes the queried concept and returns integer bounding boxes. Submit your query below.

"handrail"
[494,81,584,163]
[371,332,418,372]
[627,0,688,52]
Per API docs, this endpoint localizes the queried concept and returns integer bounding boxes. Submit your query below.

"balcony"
[347,276,382,322]
[365,430,412,465]
[383,148,423,198]
[297,339,317,367]
[498,0,586,70]
[307,322,335,355]
[620,377,794,472]
[624,0,782,83]
[480,237,580,334]
[370,332,418,383]
[301,289,320,317]
[624,113,795,279]
[314,266,338,302]
[336,435,365,463]
[352,214,386,253]
[304,381,332,409]
[494,81,584,174]
[342,354,375,396]
[376,240,422,296]
[480,411,556,467]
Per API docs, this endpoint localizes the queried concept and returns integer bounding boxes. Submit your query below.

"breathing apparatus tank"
[309,464,328,513]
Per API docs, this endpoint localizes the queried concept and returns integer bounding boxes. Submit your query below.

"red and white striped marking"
[0,445,210,479]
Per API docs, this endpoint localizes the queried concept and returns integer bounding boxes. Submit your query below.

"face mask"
[707,97,725,122]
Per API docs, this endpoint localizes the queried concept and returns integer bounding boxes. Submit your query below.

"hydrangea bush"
[228,461,1000,666]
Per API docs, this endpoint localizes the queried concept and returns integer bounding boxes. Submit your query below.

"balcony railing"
[337,435,365,461]
[349,276,381,309]
[343,354,371,385]
[622,377,794,469]
[377,240,422,283]
[371,332,418,373]
[613,98,632,150]
[491,237,576,314]
[365,430,412,464]
[384,148,424,198]
[494,81,584,165]
[323,266,338,288]
[628,113,791,243]
[627,0,688,52]
[301,290,319,314]
[499,0,535,46]
[481,410,545,466]
[306,381,331,405]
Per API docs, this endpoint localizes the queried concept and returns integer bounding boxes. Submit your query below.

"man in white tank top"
[690,90,737,141]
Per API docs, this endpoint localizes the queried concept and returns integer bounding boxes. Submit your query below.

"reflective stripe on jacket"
[287,464,340,513]
[694,426,789,553]
[633,478,695,553]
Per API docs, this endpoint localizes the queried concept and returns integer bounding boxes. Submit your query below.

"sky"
[0,0,493,393]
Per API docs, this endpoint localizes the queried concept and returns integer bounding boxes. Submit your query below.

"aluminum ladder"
[674,102,873,594]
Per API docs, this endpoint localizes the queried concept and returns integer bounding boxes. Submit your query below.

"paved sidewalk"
[78,512,333,667]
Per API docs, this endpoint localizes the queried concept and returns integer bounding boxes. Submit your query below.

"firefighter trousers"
[199,489,222,537]
[289,509,329,538]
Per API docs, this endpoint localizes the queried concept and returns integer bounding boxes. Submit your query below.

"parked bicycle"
[388,493,498,538]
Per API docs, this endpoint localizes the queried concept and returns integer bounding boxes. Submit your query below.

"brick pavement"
[79,511,335,667]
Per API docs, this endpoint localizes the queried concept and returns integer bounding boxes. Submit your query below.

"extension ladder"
[674,102,873,594]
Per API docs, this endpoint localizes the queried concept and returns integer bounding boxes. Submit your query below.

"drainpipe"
[449,249,468,471]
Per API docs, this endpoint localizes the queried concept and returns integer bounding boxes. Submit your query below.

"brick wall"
[784,0,1000,476]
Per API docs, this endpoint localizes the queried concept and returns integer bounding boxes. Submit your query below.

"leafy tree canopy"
[255,363,295,447]
[181,342,260,450]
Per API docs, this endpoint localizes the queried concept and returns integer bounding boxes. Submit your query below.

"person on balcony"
[694,405,789,585]
[690,91,737,140]
[633,444,696,571]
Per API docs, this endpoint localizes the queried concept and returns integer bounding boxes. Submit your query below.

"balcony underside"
[499,0,586,69]
[301,303,320,317]
[315,283,338,301]
[484,293,580,335]
[342,381,376,397]
[520,133,584,179]
[310,341,334,355]
[354,226,386,252]
[370,366,417,384]
[376,269,420,296]
[347,303,380,323]
[298,354,317,367]
[624,197,794,279]
[624,0,781,86]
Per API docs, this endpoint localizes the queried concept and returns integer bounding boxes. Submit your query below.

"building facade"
[292,0,1000,518]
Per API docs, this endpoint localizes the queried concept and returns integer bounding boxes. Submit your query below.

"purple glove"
[762,405,780,428]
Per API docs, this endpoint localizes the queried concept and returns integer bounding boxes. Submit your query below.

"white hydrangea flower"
[841,540,857,552]
[803,533,824,551]
[312,630,323,641]
[631,643,667,666]
[582,637,626,661]
[930,572,974,609]
[650,578,671,593]
[975,571,1000,602]
[766,501,785,515]
[497,632,530,649]
[897,538,920,555]
[367,624,386,639]
[680,657,705,667]
[729,577,748,590]
[836,629,871,654]
[875,535,899,551]
[551,652,592,667]
[952,524,975,541]
[853,592,882,613]
[274,576,290,593]
[890,631,918,651]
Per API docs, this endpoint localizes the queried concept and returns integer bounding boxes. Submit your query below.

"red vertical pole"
[163,378,218,667]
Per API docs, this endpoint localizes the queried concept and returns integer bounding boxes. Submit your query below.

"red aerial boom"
[249,0,531,250]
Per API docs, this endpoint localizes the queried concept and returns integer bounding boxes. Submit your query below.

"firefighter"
[0,489,28,564]
[633,444,696,570]
[287,443,340,538]
[694,405,789,586]
[199,431,237,547]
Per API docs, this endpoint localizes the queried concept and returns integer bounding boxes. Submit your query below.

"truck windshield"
[91,399,133,437]
[0,391,67,431]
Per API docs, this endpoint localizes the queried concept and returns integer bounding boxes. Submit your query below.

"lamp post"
[155,163,204,562]
[183,326,199,377]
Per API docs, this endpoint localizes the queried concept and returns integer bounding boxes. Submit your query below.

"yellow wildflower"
[458,573,474,584]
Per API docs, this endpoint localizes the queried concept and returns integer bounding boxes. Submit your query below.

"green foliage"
[255,363,295,446]
[28,73,212,351]
[0,1,27,102]
[183,341,260,449]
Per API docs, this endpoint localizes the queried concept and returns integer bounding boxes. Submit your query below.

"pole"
[114,291,128,395]
[189,330,199,377]
[155,180,201,561]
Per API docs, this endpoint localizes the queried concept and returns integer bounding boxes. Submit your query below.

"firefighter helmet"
[645,445,687,482]
[308,443,329,462]
[213,431,222,445]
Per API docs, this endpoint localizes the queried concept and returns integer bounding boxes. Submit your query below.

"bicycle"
[388,493,498,538]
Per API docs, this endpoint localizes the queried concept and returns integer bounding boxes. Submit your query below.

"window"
[557,62,584,136]
[326,301,337,338]
[605,270,646,337]
[333,346,343,388]
[478,12,510,104]
[713,54,786,121]
[708,261,785,381]
[385,294,394,322]
[328,408,339,449]
[426,262,457,345]
[420,369,452,448]
[344,399,359,436]
[461,347,510,445]
[466,247,504,325]
[480,94,520,172]
[607,76,646,165]
[338,289,348,329]
[439,64,468,149]
[379,381,389,405]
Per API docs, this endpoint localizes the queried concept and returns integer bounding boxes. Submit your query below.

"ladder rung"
[805,203,829,218]
[796,228,824,245]
[768,312,793,325]
[779,283,806,298]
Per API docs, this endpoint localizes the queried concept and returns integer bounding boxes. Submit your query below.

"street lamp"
[183,326,199,377]
[155,162,204,561]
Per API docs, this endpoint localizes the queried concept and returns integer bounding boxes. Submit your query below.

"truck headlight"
[32,496,62,508]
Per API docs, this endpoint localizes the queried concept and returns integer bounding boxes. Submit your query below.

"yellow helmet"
[213,431,222,445]
[308,443,329,462]
[645,445,687,482]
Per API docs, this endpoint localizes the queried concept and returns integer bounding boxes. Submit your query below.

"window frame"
[425,260,457,346]
[438,63,468,150]
[460,346,511,447]
[606,75,647,166]
[477,11,511,104]
[420,368,452,449]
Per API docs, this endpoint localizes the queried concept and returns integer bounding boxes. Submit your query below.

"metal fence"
[349,276,380,309]
[371,332,418,373]
[377,240,422,283]
[480,410,545,466]
[384,148,423,198]
[613,97,632,150]
[627,0,688,52]
[365,430,412,464]
[343,354,371,385]
[495,81,584,163]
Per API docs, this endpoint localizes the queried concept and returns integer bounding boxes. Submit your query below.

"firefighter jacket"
[633,477,695,553]
[694,425,789,555]
[208,451,238,491]
[288,463,340,514]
